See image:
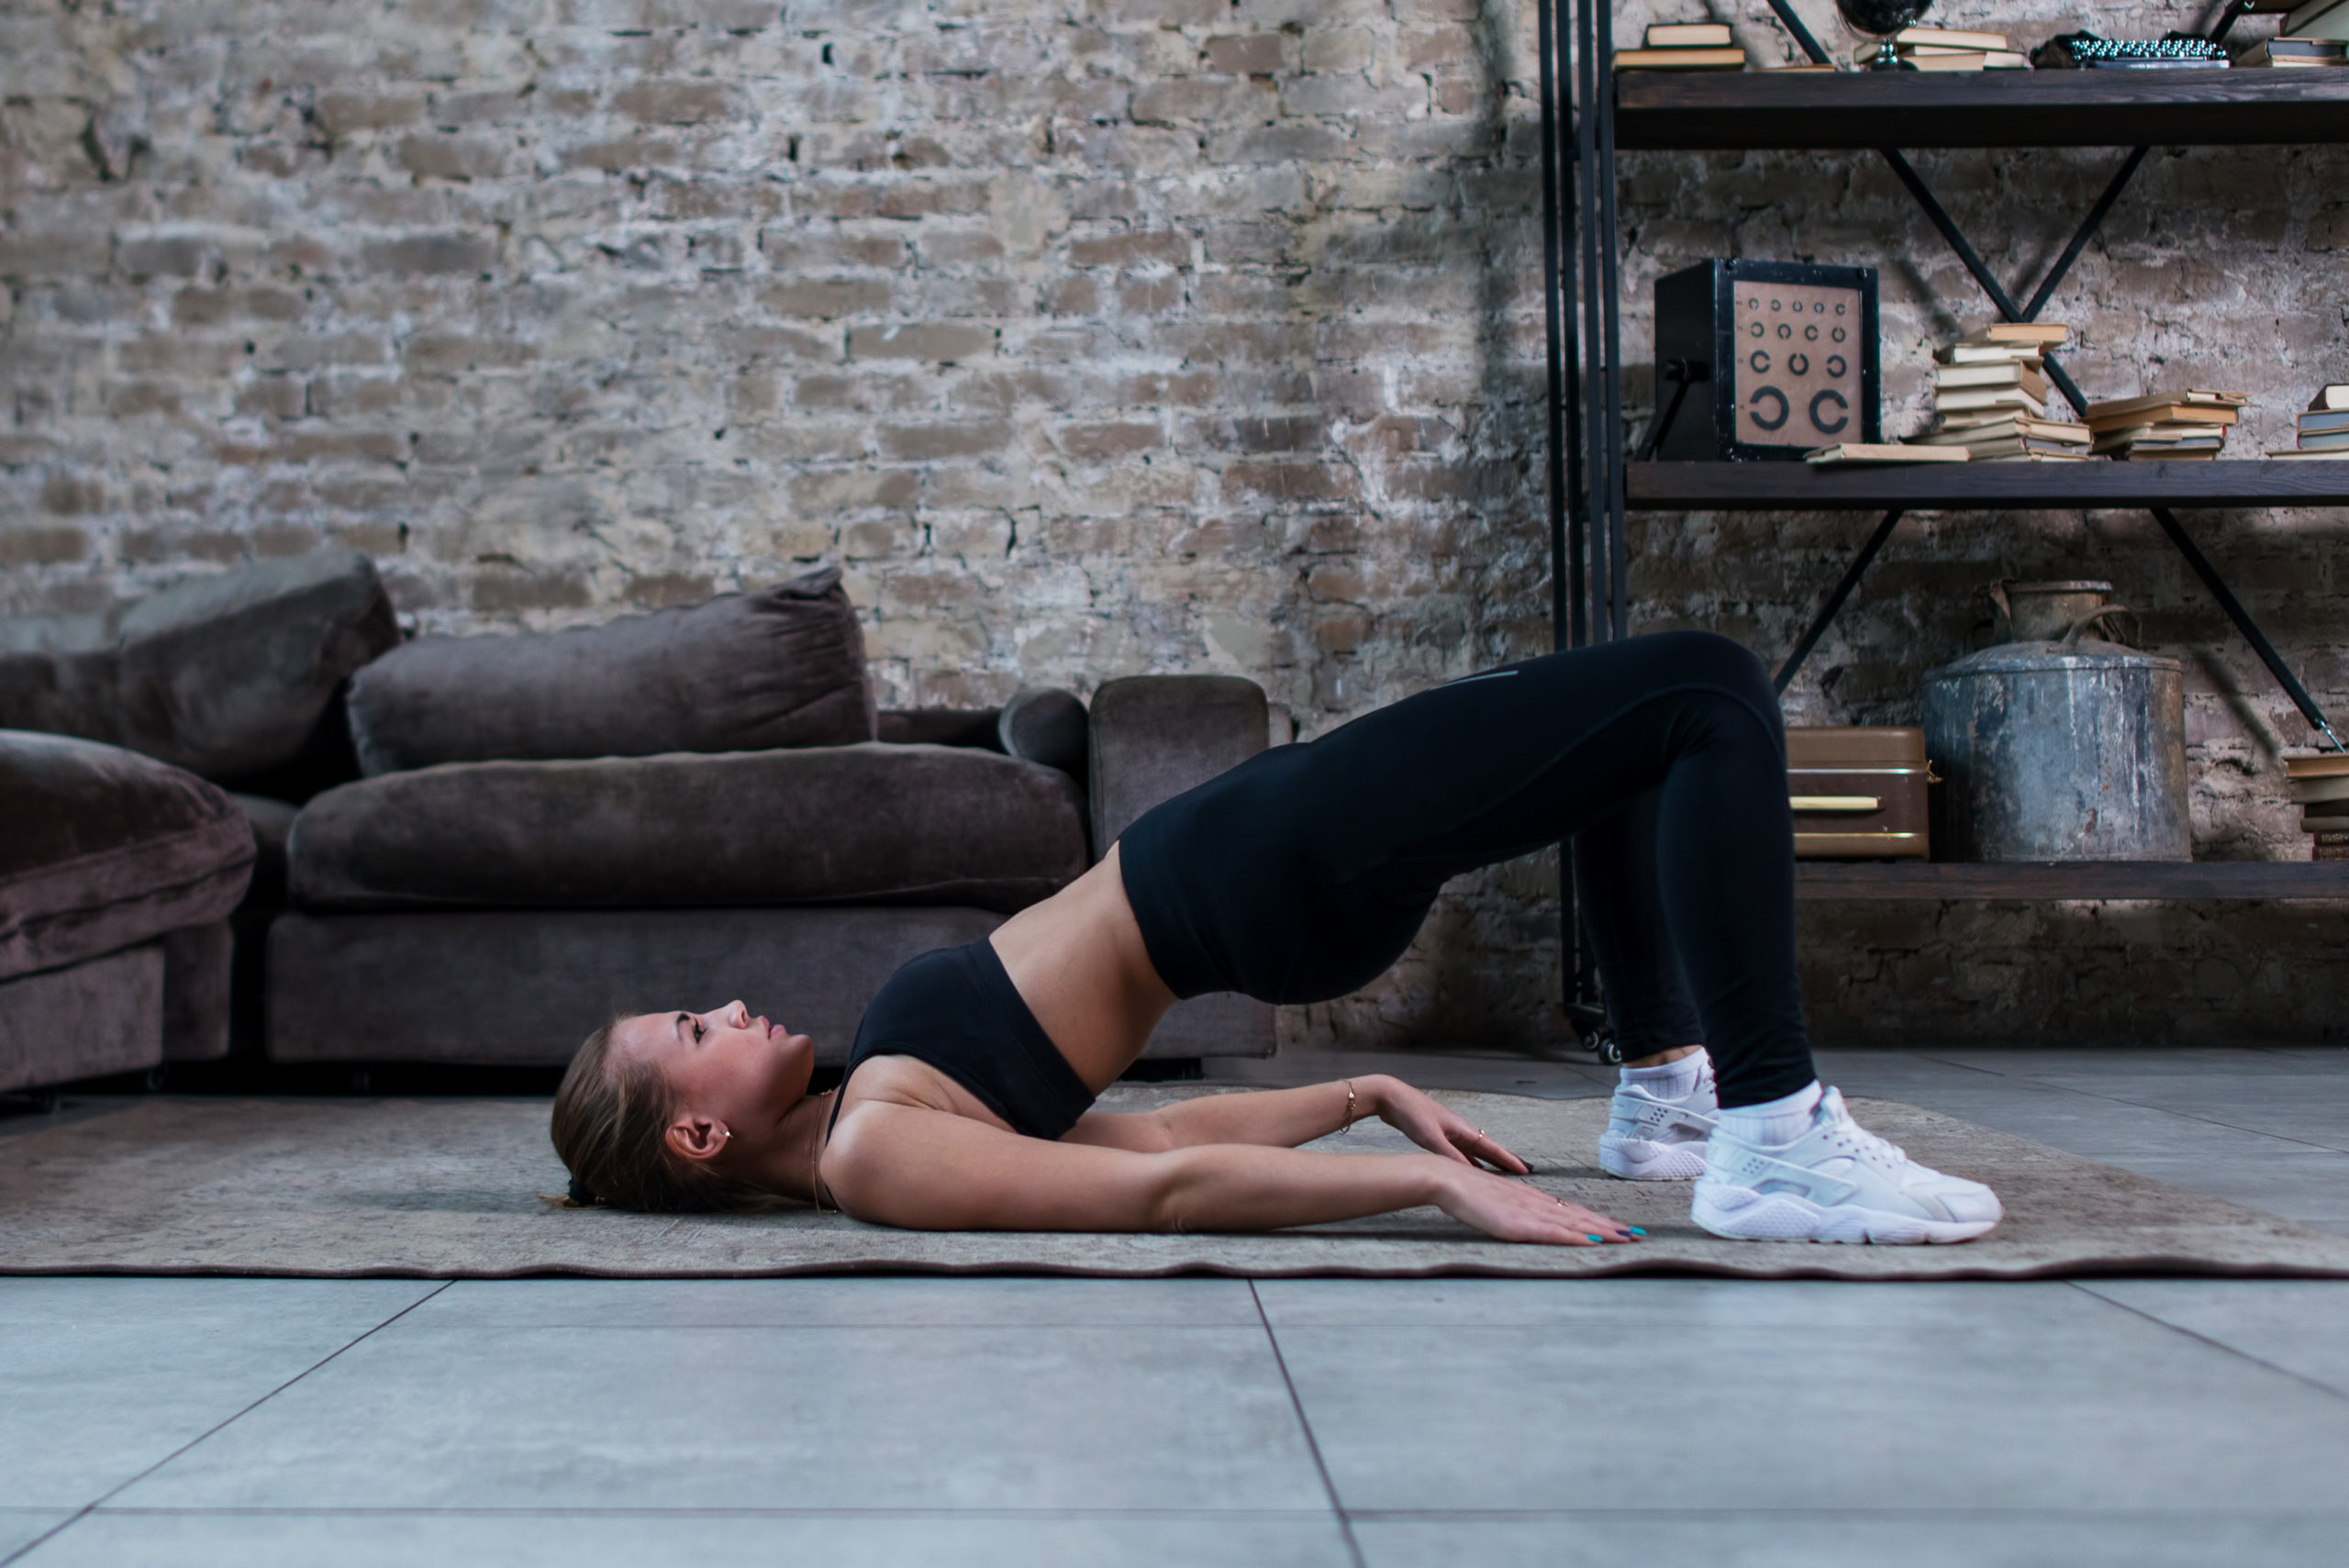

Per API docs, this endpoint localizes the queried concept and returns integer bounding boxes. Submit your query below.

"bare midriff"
[985,842,1180,1093]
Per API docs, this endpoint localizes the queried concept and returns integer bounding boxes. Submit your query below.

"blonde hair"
[549,1014,767,1212]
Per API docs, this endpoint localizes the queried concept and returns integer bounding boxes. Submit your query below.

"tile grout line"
[2064,1280,2349,1407]
[0,1281,457,1568]
[1250,1281,1368,1568]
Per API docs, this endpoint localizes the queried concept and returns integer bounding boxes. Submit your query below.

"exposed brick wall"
[2,0,2341,1048]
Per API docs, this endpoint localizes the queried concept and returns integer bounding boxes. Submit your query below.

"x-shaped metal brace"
[1761,0,2344,751]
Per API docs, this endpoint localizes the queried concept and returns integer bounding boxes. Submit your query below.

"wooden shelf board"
[1796,861,2349,900]
[1627,461,2349,511]
[1615,70,2349,150]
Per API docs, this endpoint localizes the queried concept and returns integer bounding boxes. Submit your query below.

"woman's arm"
[1064,1075,1529,1173]
[824,1099,1630,1244]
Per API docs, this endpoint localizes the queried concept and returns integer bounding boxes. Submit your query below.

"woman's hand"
[1364,1075,1531,1174]
[1431,1161,1640,1246]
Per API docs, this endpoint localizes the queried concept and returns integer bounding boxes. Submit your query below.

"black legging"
[1117,630,1816,1108]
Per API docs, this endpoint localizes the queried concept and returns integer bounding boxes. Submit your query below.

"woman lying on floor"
[551,632,2001,1247]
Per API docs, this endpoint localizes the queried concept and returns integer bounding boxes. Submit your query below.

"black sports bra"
[827,940,1097,1140]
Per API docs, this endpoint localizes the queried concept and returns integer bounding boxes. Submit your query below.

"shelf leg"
[1535,0,1569,657]
[1775,509,1905,695]
[2148,507,2345,751]
[1574,0,1609,648]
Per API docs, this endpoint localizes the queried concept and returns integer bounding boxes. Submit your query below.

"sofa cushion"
[0,730,257,983]
[0,550,397,783]
[347,565,874,775]
[289,743,1087,914]
[0,944,165,1093]
[996,685,1090,782]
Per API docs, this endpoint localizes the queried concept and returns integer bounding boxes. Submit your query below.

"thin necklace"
[808,1090,836,1213]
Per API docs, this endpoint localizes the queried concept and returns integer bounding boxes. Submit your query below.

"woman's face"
[617,1000,816,1144]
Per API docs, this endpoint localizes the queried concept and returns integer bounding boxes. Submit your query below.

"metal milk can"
[1921,581,2190,862]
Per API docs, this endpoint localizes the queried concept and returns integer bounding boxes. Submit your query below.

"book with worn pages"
[1920,324,2094,459]
[1939,344,2045,367]
[2235,37,2347,65]
[1615,45,1746,69]
[1960,323,2075,348]
[1939,386,2046,415]
[2085,391,2247,458]
[1935,361,2050,395]
[1898,24,2010,49]
[2270,384,2349,456]
[1913,415,2095,460]
[2289,754,2349,852]
[1805,442,1970,466]
[1646,21,1733,46]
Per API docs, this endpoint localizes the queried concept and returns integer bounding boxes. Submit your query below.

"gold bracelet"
[1341,1079,1357,1134]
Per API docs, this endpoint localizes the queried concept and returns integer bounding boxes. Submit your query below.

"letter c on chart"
[1748,385,1790,430]
[1809,388,1850,434]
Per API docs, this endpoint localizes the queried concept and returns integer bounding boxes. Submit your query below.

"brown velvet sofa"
[0,731,254,1095]
[0,549,396,1094]
[264,572,1276,1070]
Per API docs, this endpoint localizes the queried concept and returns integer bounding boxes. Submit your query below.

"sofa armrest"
[1086,675,1269,860]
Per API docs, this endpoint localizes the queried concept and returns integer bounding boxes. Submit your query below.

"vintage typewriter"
[2031,31,2232,68]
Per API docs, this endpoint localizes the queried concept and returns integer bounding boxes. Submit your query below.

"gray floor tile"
[1261,1277,2094,1331]
[1808,1050,2017,1095]
[0,1280,440,1510]
[1354,1512,2349,1568]
[1275,1288,2349,1513]
[410,1276,1263,1329]
[115,1323,1327,1512]
[2081,1280,2349,1396]
[19,1511,1352,1568]
[1865,1084,2322,1162]
[2025,1074,2349,1152]
[2087,1150,2349,1225]
[1917,1047,2349,1079]
[0,1512,74,1560]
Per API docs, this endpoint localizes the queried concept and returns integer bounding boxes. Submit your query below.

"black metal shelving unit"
[1528,6,2349,1015]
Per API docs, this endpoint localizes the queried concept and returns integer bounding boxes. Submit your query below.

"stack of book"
[1615,22,1745,70]
[1855,25,2031,70]
[2271,384,2349,459]
[1910,324,2095,462]
[2083,391,2249,460]
[2288,754,2349,861]
[2234,35,2347,66]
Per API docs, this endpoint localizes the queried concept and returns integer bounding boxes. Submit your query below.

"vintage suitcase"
[1786,727,1930,860]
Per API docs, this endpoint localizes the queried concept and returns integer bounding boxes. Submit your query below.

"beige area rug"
[4,1088,2347,1281]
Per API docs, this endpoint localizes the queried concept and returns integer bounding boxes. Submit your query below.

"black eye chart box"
[1653,259,1880,462]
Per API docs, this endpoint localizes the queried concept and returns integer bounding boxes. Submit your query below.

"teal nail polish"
[1586,1234,1604,1242]
[1628,1227,1647,1236]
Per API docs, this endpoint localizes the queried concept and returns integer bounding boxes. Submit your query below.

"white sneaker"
[1598,1055,1718,1181]
[1692,1086,2003,1244]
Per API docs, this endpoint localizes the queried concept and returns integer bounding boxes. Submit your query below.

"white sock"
[1716,1080,1824,1146]
[1620,1050,1708,1099]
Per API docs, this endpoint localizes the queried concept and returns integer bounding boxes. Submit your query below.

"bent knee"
[1650,629,1775,703]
